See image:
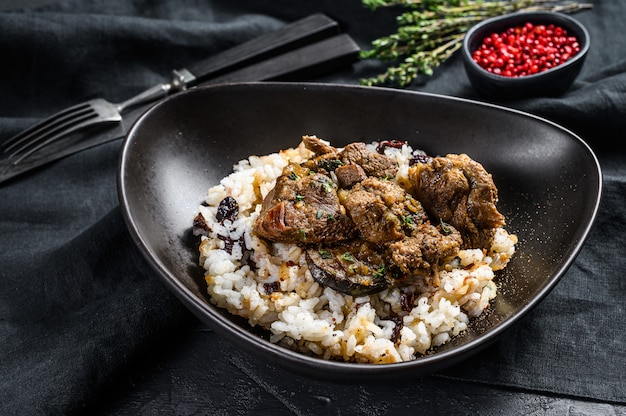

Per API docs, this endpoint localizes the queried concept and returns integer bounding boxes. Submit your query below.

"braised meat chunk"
[339,177,428,244]
[254,165,356,244]
[335,163,367,189]
[340,142,399,179]
[302,134,336,156]
[386,222,462,279]
[409,153,505,248]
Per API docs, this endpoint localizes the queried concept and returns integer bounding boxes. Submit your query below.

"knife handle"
[181,13,340,85]
[205,34,360,84]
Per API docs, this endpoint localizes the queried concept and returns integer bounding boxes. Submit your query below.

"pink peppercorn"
[471,22,581,77]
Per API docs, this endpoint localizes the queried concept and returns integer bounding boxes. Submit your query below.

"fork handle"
[180,13,340,87]
[116,13,343,113]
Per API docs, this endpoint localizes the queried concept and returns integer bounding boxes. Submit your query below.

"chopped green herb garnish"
[318,249,331,259]
[298,228,306,240]
[318,159,345,172]
[373,265,386,278]
[348,264,358,274]
[327,213,336,222]
[342,252,355,262]
[287,171,300,181]
[295,195,305,202]
[321,180,333,193]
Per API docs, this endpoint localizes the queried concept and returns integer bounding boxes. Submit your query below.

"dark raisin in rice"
[216,196,239,224]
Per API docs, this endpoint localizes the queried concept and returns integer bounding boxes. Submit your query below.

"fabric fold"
[0,207,192,415]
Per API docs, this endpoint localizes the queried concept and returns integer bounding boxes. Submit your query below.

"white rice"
[194,139,517,363]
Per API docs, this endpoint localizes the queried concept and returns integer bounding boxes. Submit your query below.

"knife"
[0,15,360,185]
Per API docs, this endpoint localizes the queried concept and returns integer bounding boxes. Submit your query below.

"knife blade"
[0,22,360,185]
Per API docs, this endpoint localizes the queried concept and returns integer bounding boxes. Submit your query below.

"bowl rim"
[117,81,603,379]
[462,11,590,82]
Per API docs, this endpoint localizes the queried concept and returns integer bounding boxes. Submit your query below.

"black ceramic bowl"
[118,82,601,380]
[462,11,590,100]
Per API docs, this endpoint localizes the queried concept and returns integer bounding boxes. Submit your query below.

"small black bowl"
[462,11,590,100]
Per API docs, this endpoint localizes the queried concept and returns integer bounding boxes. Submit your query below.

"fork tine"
[6,110,106,164]
[2,102,95,153]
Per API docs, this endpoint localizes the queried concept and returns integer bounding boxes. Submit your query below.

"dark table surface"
[1,0,625,415]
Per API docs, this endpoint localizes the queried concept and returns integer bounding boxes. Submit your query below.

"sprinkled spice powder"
[472,22,581,77]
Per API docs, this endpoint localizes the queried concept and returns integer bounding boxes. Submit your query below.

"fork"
[2,81,183,164]
[1,13,342,165]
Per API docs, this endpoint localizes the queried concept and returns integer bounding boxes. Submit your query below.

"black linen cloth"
[1,0,625,414]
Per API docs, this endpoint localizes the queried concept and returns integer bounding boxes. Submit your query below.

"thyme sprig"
[360,0,593,87]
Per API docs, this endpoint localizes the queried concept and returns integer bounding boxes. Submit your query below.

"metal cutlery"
[0,13,360,184]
